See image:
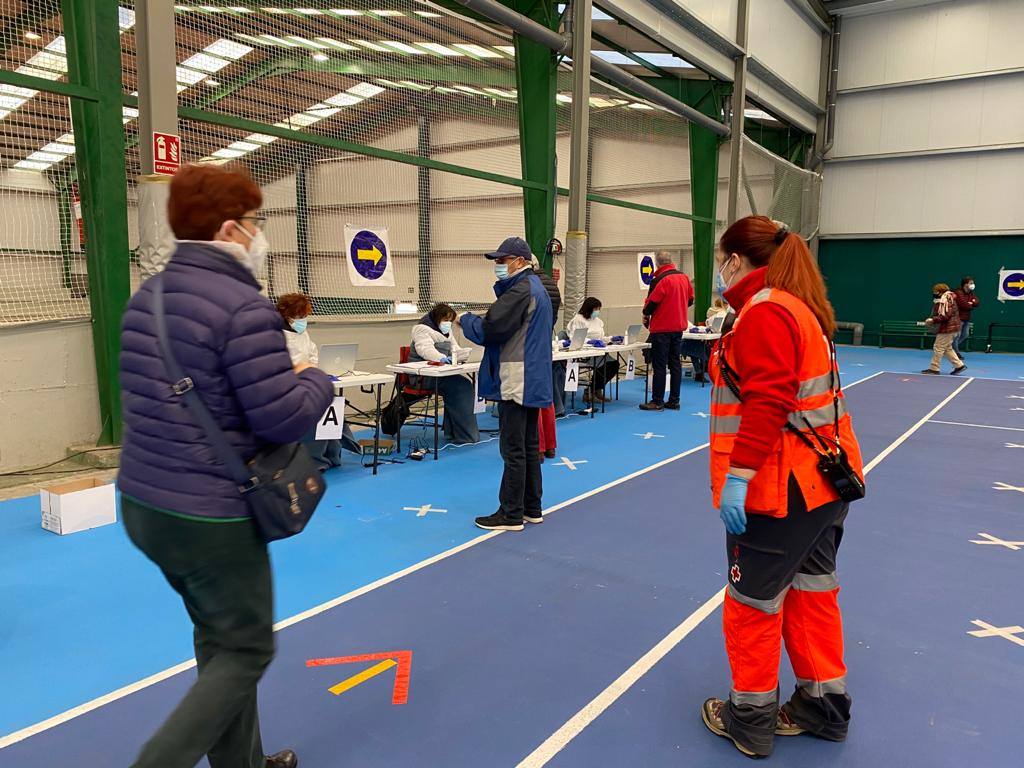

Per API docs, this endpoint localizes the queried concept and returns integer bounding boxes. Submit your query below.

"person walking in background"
[703,215,865,759]
[640,251,693,412]
[532,256,561,458]
[953,276,980,358]
[119,164,333,768]
[410,302,480,446]
[566,296,620,404]
[922,283,967,375]
[459,237,553,531]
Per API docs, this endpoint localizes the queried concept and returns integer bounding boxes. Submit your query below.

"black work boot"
[701,698,772,759]
[267,750,298,768]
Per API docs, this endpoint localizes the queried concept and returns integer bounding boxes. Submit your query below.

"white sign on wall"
[344,225,395,287]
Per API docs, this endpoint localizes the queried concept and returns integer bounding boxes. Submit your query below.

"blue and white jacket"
[462,268,553,408]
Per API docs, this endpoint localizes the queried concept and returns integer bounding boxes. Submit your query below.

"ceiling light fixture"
[23,31,41,41]
[312,52,330,62]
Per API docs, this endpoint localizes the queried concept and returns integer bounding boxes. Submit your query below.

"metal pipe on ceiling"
[450,0,731,137]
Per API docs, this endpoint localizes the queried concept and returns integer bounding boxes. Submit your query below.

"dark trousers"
[650,331,682,404]
[722,476,851,756]
[552,361,567,417]
[498,400,542,522]
[123,498,274,768]
[591,358,620,392]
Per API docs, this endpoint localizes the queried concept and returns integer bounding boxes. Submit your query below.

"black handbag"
[151,274,325,541]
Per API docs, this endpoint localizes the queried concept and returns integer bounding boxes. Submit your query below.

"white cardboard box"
[40,478,117,535]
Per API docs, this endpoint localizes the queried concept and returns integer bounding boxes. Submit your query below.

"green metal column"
[649,78,726,320]
[295,147,313,297]
[510,0,557,270]
[62,0,132,445]
[417,111,433,308]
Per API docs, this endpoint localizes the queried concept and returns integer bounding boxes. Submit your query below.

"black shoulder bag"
[151,274,326,541]
[718,333,866,503]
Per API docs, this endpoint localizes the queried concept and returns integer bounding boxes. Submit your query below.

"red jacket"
[721,267,801,471]
[930,291,962,335]
[643,266,693,333]
[954,288,980,322]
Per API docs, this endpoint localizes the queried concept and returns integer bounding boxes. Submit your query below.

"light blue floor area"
[0,346,1020,739]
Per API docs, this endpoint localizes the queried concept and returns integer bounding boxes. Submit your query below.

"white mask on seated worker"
[291,318,308,334]
[439,321,453,335]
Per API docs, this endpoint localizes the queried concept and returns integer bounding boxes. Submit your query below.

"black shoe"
[544,449,556,459]
[475,513,524,531]
[701,699,764,759]
[524,513,543,524]
[267,750,298,768]
[639,401,665,411]
[664,401,681,411]
[920,369,939,375]
[952,365,967,375]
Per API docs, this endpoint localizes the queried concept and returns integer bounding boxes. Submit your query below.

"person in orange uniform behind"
[701,216,865,759]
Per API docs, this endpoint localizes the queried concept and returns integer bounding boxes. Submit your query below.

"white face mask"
[967,283,976,292]
[233,223,269,276]
[716,256,737,294]
[439,321,453,335]
[592,310,601,320]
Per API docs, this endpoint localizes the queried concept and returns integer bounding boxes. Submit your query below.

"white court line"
[516,375,974,767]
[0,368,890,750]
[930,420,1024,433]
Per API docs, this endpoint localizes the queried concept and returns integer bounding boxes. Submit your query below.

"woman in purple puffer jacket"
[118,163,332,768]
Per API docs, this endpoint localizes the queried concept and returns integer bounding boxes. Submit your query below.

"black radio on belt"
[816,448,866,502]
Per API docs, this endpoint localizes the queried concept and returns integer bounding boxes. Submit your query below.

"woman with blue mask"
[410,303,480,445]
[566,296,620,403]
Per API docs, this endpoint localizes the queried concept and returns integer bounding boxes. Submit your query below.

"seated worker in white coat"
[565,296,620,403]
[410,303,480,445]
[277,293,357,469]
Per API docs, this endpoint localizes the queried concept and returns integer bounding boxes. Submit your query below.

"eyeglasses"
[239,214,268,228]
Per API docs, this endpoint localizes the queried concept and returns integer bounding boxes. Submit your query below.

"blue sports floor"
[0,346,1022,766]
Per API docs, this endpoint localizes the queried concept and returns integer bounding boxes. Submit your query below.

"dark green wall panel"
[819,236,1024,352]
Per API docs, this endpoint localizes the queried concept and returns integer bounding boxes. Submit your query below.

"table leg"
[373,383,382,475]
[433,377,440,460]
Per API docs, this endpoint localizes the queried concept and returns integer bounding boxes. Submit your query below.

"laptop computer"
[567,327,588,351]
[319,343,363,377]
[625,324,643,345]
[708,313,726,334]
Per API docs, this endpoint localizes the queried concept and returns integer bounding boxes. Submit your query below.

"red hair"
[276,293,312,321]
[168,163,262,241]
[720,215,836,337]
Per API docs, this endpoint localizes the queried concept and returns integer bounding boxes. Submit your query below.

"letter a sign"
[564,362,580,393]
[316,397,346,439]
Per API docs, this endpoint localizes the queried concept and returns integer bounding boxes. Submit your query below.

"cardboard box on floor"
[40,478,117,535]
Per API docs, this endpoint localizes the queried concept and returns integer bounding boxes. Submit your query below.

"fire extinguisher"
[71,182,85,247]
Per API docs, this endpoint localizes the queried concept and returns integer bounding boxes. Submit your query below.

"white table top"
[552,346,609,362]
[604,341,652,354]
[681,331,722,341]
[387,361,482,378]
[331,372,395,394]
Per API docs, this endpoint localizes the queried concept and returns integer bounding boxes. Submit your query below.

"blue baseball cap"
[485,236,532,261]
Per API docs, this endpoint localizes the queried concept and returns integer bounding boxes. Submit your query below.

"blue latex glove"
[561,339,571,348]
[610,336,625,344]
[719,474,749,535]
[439,355,453,364]
[586,339,607,348]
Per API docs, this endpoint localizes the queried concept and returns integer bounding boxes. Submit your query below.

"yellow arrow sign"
[357,246,384,265]
[641,266,653,275]
[1007,280,1024,290]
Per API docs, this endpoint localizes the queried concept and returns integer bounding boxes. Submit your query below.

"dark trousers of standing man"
[498,400,542,522]
[650,331,683,405]
[122,496,275,768]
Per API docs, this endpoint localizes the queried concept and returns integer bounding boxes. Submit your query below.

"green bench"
[878,320,973,349]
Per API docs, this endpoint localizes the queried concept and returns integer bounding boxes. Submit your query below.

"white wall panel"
[839,0,1024,90]
[748,0,824,102]
[678,0,739,43]
[821,150,1024,235]
[835,73,1024,157]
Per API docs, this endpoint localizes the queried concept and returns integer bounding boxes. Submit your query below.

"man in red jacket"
[640,251,694,411]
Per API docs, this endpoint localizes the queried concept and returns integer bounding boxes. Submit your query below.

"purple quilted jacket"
[118,241,333,519]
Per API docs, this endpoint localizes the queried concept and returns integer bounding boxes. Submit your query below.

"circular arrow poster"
[999,269,1024,301]
[637,252,656,290]
[344,225,394,287]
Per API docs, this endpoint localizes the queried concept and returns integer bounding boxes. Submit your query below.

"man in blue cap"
[458,237,554,531]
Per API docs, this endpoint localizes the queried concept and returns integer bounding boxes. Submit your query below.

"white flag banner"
[315,397,346,440]
[997,269,1024,302]
[344,225,395,288]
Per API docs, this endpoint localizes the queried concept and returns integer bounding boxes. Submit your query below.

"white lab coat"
[411,322,465,363]
[566,313,606,340]
[283,328,318,367]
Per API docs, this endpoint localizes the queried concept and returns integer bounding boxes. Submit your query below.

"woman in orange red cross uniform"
[700,215,866,759]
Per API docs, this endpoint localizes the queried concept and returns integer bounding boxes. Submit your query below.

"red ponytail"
[720,215,836,337]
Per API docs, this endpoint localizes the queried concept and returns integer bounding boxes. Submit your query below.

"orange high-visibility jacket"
[709,288,864,517]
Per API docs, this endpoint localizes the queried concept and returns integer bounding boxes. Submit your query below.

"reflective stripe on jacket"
[709,287,864,516]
